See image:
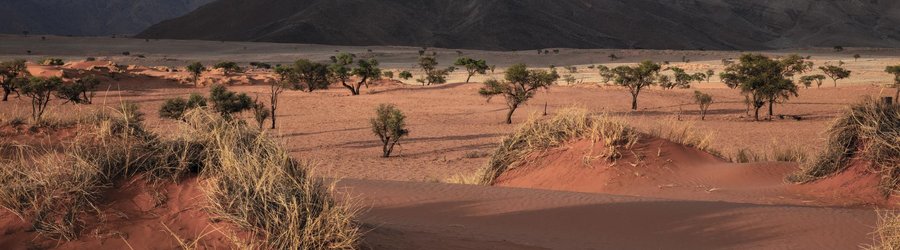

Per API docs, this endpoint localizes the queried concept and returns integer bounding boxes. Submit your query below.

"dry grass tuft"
[647,116,721,158]
[866,210,900,250]
[788,98,899,193]
[477,108,640,185]
[0,106,360,248]
[180,109,360,249]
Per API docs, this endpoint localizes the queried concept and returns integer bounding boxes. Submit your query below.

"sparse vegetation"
[477,108,640,185]
[720,54,798,121]
[20,76,62,121]
[867,210,900,250]
[399,71,413,80]
[663,67,692,89]
[788,98,899,193]
[612,61,663,110]
[819,64,852,87]
[693,91,713,120]
[371,104,409,157]
[454,57,489,83]
[800,74,826,88]
[292,59,331,92]
[0,59,29,101]
[885,65,900,101]
[0,104,361,248]
[251,98,270,129]
[479,64,559,124]
[647,117,719,157]
[213,61,242,76]
[56,75,100,104]
[159,93,208,120]
[186,62,205,86]
[208,85,254,120]
[416,56,450,85]
[40,58,64,66]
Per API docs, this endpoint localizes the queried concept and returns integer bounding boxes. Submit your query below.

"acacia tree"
[293,59,330,92]
[399,71,413,80]
[214,62,242,76]
[694,91,713,120]
[371,104,409,157]
[159,93,207,120]
[454,57,489,83]
[800,75,826,88]
[613,61,662,110]
[416,56,450,85]
[0,59,28,101]
[352,58,382,93]
[478,64,560,124]
[819,65,851,87]
[720,54,795,121]
[329,53,356,94]
[209,84,253,120]
[597,65,613,83]
[705,69,715,82]
[663,67,692,89]
[186,62,205,86]
[56,75,100,104]
[20,77,62,121]
[885,65,900,101]
[780,54,814,79]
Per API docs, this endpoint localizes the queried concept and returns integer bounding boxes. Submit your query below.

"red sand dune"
[342,179,876,250]
[495,137,896,208]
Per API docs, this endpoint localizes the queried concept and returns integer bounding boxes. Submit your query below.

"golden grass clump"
[0,106,360,248]
[788,98,899,192]
[867,210,900,250]
[477,108,640,185]
[0,103,175,240]
[647,116,721,158]
[179,109,360,249]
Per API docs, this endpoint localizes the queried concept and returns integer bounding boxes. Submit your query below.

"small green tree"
[186,62,205,86]
[209,85,253,119]
[56,75,100,104]
[20,77,62,121]
[853,54,861,61]
[720,54,795,121]
[416,56,450,85]
[663,67,692,89]
[780,54,814,79]
[691,72,707,85]
[479,64,560,124]
[0,59,28,101]
[293,59,330,92]
[370,104,409,157]
[399,71,413,80]
[329,53,356,95]
[613,61,662,110]
[609,54,619,61]
[252,98,270,129]
[694,91,713,120]
[705,69,715,82]
[597,65,613,83]
[351,58,382,94]
[454,57,489,83]
[383,71,394,79]
[885,65,900,101]
[819,65,851,87]
[159,93,207,120]
[800,75,826,88]
[214,61,242,76]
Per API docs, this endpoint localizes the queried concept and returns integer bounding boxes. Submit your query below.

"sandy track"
[341,179,876,250]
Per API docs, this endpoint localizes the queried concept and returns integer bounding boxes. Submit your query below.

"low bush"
[477,108,639,185]
[788,98,899,193]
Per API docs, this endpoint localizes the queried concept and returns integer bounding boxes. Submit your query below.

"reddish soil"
[0,38,896,249]
[495,137,897,208]
[0,177,238,249]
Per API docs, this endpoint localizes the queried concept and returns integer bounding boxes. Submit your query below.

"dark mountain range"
[0,0,215,36]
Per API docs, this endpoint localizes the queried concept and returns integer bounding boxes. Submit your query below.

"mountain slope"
[137,0,900,50]
[0,0,216,36]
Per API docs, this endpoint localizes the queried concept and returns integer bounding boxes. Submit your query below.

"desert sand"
[0,35,897,249]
